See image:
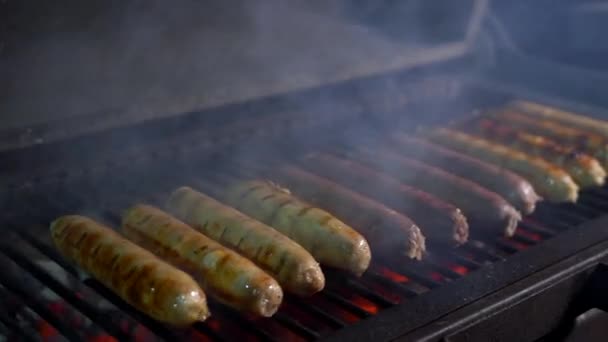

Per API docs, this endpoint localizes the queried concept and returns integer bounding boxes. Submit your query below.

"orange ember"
[351,296,379,315]
[448,264,469,276]
[378,267,409,283]
[38,321,58,341]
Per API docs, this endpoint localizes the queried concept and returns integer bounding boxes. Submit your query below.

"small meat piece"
[391,134,541,214]
[468,118,606,188]
[426,128,579,203]
[299,153,469,246]
[272,164,426,260]
[492,109,608,169]
[350,148,521,237]
[223,180,372,276]
[122,204,283,317]
[50,215,209,326]
[511,100,608,138]
[167,187,324,296]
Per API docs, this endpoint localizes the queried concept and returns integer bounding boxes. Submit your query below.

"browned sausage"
[271,164,426,260]
[223,180,372,276]
[467,118,606,188]
[122,204,283,317]
[390,134,541,214]
[167,187,325,296]
[426,128,579,203]
[299,153,469,246]
[349,148,521,237]
[50,215,209,326]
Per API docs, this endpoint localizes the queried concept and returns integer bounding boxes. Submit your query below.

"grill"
[3,74,608,341]
[4,1,608,341]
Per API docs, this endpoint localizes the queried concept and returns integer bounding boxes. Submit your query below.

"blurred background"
[1,0,607,129]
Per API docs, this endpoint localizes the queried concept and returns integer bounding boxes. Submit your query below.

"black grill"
[2,94,608,341]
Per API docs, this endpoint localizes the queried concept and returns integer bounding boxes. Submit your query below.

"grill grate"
[1,153,606,342]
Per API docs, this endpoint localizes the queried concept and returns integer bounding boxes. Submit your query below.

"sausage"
[223,180,372,276]
[271,164,426,260]
[390,134,541,214]
[350,148,522,237]
[166,187,324,296]
[492,109,608,169]
[299,153,469,246]
[511,100,608,138]
[469,118,606,188]
[426,128,579,203]
[122,205,283,317]
[50,215,209,326]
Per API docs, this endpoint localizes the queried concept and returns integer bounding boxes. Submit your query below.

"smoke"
[1,0,472,135]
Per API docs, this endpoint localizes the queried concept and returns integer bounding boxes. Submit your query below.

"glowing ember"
[378,267,409,283]
[351,297,379,315]
[430,272,444,282]
[448,264,469,276]
[516,229,542,241]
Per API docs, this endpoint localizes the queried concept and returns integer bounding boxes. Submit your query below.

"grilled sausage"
[511,100,608,138]
[167,187,324,296]
[122,205,283,317]
[271,164,426,260]
[299,153,469,246]
[426,128,579,203]
[390,134,541,214]
[50,215,209,326]
[350,148,521,237]
[223,180,372,276]
[492,109,608,169]
[468,118,606,188]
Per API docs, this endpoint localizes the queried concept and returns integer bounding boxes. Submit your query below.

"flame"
[377,267,409,283]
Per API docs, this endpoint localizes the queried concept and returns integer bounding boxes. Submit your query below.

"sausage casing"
[511,100,608,138]
[272,165,426,260]
[223,180,372,276]
[122,205,283,317]
[426,128,579,203]
[469,118,606,188]
[50,215,209,326]
[391,134,541,214]
[167,187,324,296]
[299,153,469,246]
[492,109,608,169]
[351,148,521,237]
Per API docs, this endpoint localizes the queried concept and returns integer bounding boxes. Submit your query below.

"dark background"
[1,0,607,130]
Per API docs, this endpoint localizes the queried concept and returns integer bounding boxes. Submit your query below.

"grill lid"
[1,0,487,151]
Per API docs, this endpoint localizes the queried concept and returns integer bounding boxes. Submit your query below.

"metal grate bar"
[343,279,398,306]
[0,256,83,341]
[0,240,130,340]
[365,270,421,298]
[0,300,40,342]
[288,297,347,328]
[209,305,281,342]
[321,291,372,318]
[274,312,321,340]
[518,220,556,238]
[462,240,507,262]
